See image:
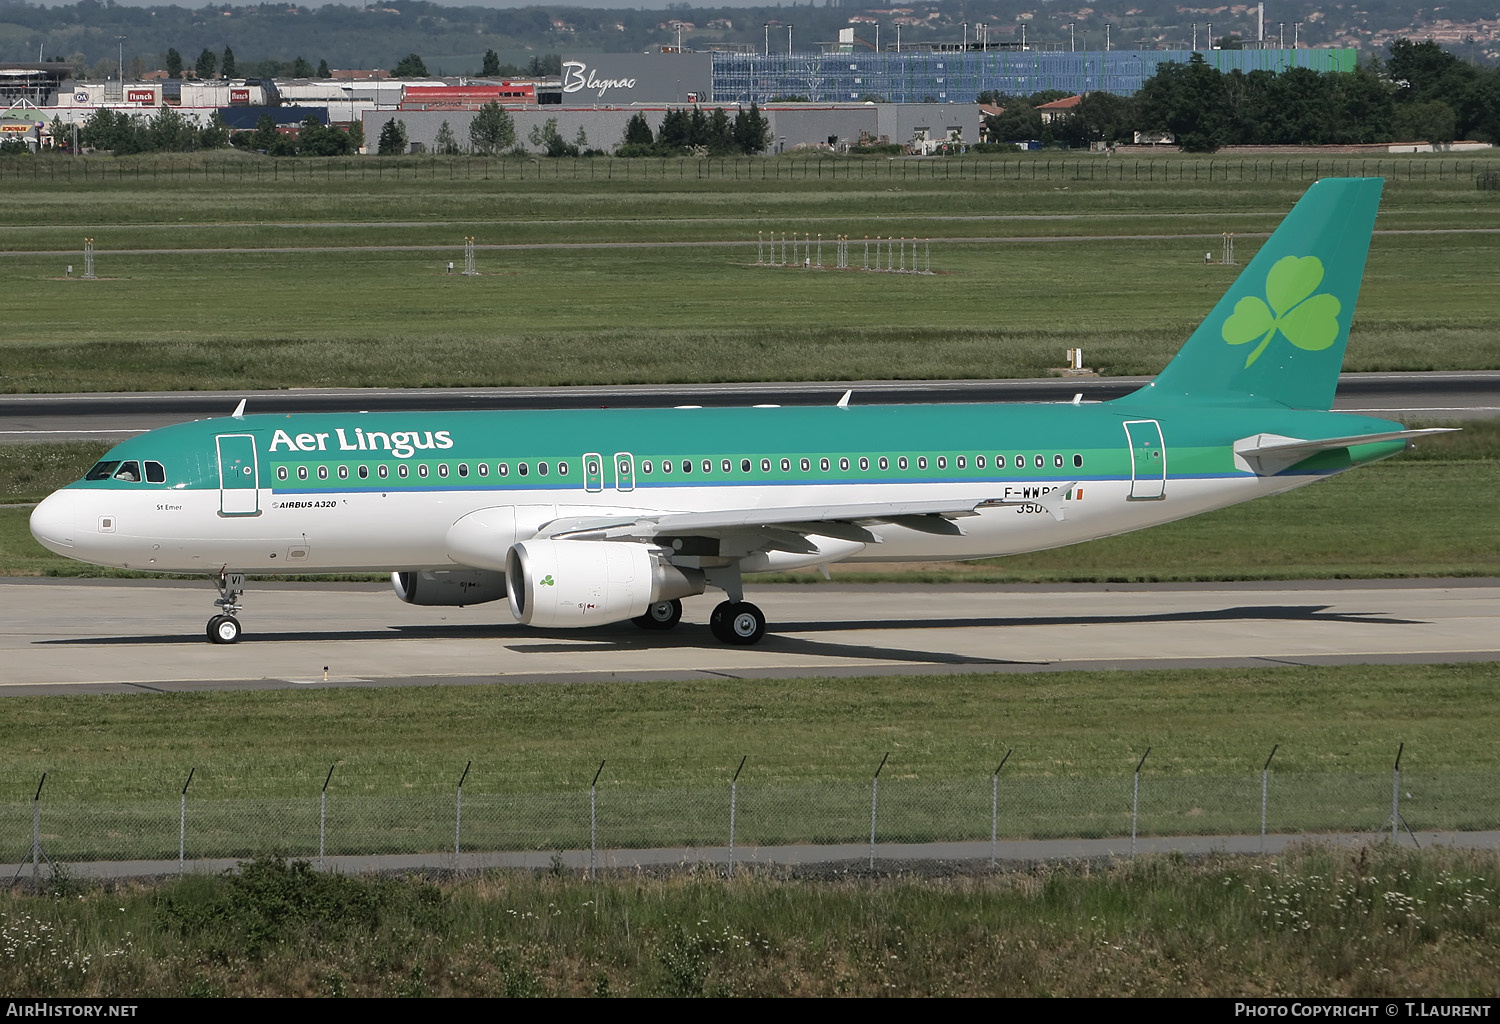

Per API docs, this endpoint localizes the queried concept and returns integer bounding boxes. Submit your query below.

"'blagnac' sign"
[559,53,713,104]
[561,62,637,99]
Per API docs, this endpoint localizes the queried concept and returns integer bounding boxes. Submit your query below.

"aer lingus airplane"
[31,177,1447,646]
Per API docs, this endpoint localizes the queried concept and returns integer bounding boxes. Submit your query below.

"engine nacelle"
[392,569,508,607]
[506,540,704,628]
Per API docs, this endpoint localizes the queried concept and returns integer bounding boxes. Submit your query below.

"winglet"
[231,399,247,419]
[836,390,852,409]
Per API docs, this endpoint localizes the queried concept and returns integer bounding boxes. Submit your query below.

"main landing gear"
[207,569,245,645]
[632,598,683,631]
[629,596,768,645]
[709,601,766,646]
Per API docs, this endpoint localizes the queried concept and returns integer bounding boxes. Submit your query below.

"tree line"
[985,40,1500,152]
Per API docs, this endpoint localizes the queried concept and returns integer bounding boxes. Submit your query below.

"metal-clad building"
[364,102,977,155]
[712,48,1358,104]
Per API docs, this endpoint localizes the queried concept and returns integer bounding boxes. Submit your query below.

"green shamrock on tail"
[1221,255,1342,367]
[540,574,555,587]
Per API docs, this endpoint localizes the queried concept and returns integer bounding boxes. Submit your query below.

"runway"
[3,578,1495,695]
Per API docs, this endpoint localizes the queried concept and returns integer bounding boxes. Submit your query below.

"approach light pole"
[788,24,793,54]
[1068,23,1075,51]
[116,35,126,85]
[764,22,770,56]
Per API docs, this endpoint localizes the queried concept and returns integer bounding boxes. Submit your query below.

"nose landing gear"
[208,569,245,644]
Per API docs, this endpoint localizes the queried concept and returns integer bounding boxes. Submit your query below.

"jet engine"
[506,540,704,628]
[392,569,508,607]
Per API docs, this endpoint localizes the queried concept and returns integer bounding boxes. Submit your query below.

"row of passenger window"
[276,460,569,482]
[273,452,1087,484]
[639,453,1086,475]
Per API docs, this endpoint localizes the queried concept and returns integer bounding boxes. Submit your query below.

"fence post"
[1391,742,1403,841]
[455,760,471,858]
[1132,748,1151,858]
[179,767,195,875]
[31,773,45,890]
[729,755,746,872]
[590,759,605,876]
[319,764,335,867]
[869,752,889,869]
[1261,745,1278,853]
[991,749,1012,868]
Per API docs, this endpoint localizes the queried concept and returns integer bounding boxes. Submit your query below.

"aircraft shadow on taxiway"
[37,604,1424,668]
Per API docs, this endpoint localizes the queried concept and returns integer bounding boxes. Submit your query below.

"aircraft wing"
[1233,428,1457,476]
[538,498,992,543]
[537,487,1080,546]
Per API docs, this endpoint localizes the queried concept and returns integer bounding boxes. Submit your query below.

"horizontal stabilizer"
[1233,428,1456,476]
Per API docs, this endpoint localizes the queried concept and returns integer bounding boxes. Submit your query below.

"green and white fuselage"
[30,177,1442,645]
[30,400,1409,574]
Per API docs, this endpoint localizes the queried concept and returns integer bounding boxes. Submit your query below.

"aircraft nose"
[29,490,76,554]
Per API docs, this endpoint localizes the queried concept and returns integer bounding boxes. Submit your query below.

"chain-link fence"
[5,154,1498,187]
[5,753,1494,877]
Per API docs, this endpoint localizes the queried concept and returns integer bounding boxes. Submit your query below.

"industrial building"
[5,43,1358,154]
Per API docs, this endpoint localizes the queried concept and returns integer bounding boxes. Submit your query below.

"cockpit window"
[145,461,166,484]
[113,461,141,482]
[85,461,120,481]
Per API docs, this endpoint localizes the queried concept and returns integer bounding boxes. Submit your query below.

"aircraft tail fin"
[1132,177,1383,411]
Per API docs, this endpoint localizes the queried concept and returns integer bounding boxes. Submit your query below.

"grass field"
[2,150,1498,391]
[2,661,1500,859]
[3,845,1500,996]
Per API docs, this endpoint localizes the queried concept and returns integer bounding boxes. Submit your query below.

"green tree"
[657,108,690,150]
[688,107,710,148]
[198,110,230,150]
[164,48,183,79]
[194,48,216,80]
[81,108,143,154]
[48,116,71,152]
[1463,67,1500,144]
[731,102,771,154]
[302,116,355,156]
[251,114,280,153]
[525,54,561,77]
[1387,39,1477,109]
[1052,92,1137,146]
[481,49,501,77]
[317,59,330,79]
[983,101,1043,143]
[708,107,732,153]
[1392,100,1458,144]
[291,56,314,78]
[528,117,576,157]
[434,120,460,155]
[221,47,236,79]
[622,112,654,147]
[347,119,364,152]
[393,54,429,78]
[1136,53,1232,152]
[468,101,515,155]
[376,117,408,155]
[147,105,197,151]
